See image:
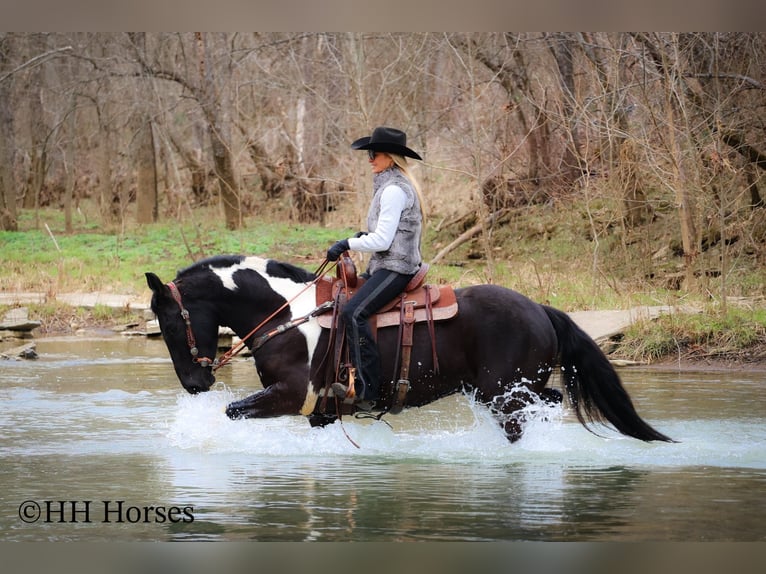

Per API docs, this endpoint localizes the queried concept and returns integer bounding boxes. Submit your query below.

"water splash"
[163,388,766,469]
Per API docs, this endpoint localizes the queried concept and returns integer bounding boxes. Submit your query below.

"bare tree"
[0,33,18,230]
[125,32,243,229]
[2,32,765,307]
[129,33,158,224]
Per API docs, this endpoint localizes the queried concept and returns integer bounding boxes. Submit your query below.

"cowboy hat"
[350,126,422,160]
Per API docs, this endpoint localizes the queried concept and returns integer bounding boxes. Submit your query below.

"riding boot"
[355,335,382,402]
[339,268,413,410]
[333,336,381,408]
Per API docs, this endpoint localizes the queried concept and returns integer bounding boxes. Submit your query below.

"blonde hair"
[389,153,427,223]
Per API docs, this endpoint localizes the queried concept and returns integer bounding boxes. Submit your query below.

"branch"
[686,72,764,90]
[430,209,508,265]
[0,45,72,84]
[719,130,766,170]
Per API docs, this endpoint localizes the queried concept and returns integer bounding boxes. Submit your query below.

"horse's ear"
[145,272,166,295]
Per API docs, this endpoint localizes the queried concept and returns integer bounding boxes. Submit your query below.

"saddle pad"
[316,284,458,329]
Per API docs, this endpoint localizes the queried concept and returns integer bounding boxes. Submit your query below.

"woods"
[1,32,765,295]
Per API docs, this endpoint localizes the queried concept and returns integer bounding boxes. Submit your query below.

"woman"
[326,126,425,411]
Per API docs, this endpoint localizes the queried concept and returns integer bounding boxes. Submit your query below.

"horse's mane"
[176,255,243,280]
[175,255,316,284]
[264,259,317,283]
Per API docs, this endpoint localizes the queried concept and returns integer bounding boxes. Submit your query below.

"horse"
[145,254,673,444]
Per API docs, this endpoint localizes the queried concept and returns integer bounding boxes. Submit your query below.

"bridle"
[166,280,216,368]
[164,259,337,372]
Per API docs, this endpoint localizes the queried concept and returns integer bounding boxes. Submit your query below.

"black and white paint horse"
[146,255,673,443]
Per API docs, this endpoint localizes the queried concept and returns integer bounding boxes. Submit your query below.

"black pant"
[341,268,415,401]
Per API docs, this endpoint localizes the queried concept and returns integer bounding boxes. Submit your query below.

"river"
[1,335,764,542]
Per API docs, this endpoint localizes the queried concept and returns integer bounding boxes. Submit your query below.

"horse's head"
[146,271,217,394]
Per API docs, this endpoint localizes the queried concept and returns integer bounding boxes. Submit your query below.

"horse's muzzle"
[182,375,215,394]
[180,369,215,394]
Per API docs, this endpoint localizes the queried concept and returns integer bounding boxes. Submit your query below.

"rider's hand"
[326,239,350,261]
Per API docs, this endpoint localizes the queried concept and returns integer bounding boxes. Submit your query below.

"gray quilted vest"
[367,167,422,275]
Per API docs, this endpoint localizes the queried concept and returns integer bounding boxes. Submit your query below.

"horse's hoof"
[225,403,246,419]
[308,413,337,428]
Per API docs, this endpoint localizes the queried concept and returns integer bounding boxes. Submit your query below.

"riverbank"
[642,353,766,372]
[2,290,765,371]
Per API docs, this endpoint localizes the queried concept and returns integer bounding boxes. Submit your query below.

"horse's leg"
[485,379,561,442]
[307,413,338,428]
[225,381,306,419]
[470,347,559,442]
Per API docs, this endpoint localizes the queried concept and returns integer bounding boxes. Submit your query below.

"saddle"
[315,260,458,330]
[314,255,458,415]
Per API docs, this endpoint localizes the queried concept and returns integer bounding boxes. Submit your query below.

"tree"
[128,32,243,229]
[0,33,18,230]
[129,33,158,224]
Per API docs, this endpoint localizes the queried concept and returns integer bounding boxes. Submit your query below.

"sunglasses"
[367,149,379,160]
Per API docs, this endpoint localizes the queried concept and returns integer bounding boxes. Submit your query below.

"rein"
[167,259,337,372]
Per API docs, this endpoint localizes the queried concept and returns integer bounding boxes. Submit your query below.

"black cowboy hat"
[350,126,422,160]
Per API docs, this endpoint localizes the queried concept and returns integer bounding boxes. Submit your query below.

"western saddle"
[315,255,458,415]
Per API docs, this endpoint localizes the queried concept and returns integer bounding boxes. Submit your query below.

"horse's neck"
[225,283,314,343]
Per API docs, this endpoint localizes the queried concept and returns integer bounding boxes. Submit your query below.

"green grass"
[615,306,766,362]
[1,210,348,295]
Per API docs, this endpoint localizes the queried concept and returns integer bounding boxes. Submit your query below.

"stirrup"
[354,400,375,412]
[331,382,350,398]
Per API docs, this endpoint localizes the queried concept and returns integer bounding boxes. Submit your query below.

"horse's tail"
[542,305,674,442]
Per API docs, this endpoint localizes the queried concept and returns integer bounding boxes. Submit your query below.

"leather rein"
[165,259,337,372]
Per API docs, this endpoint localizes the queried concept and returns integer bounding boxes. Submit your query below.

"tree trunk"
[63,104,75,233]
[720,130,766,208]
[97,110,114,223]
[131,32,158,224]
[550,33,584,185]
[745,163,764,209]
[509,47,543,183]
[24,35,48,215]
[62,53,77,233]
[196,33,241,230]
[210,122,241,230]
[0,34,18,230]
[619,139,651,227]
[135,117,158,223]
[26,94,46,214]
[664,39,699,288]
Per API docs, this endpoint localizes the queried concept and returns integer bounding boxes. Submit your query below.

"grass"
[2,208,346,295]
[614,306,766,363]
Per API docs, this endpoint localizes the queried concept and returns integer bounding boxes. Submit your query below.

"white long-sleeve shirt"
[346,184,407,253]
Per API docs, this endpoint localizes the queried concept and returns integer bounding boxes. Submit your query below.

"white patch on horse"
[210,257,321,414]
[300,386,319,416]
[209,256,270,292]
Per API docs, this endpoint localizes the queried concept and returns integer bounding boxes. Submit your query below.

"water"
[1,335,764,541]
